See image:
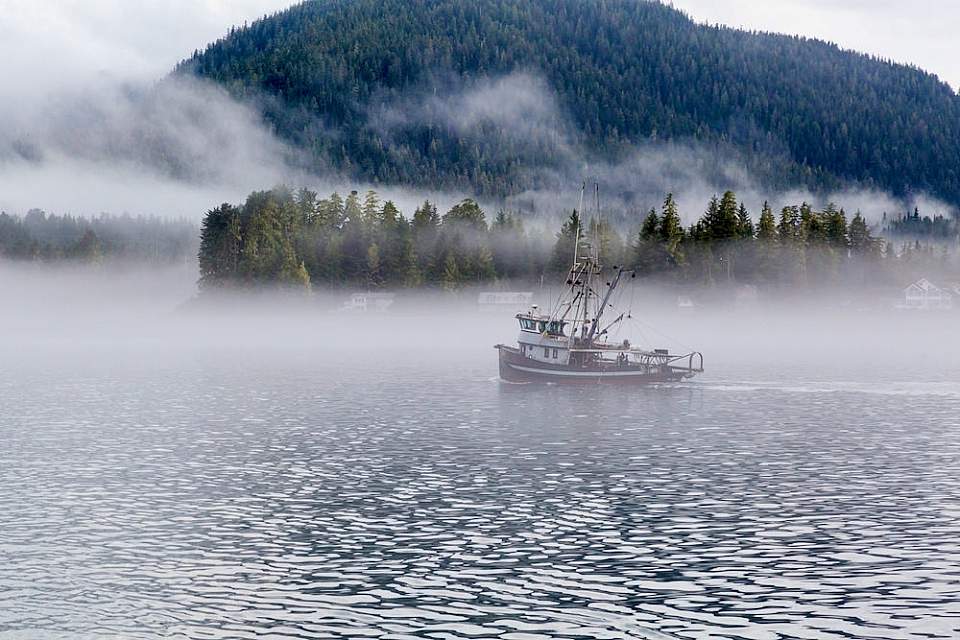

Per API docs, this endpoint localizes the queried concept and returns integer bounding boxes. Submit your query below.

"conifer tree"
[379,201,401,227]
[366,242,382,287]
[701,196,720,239]
[198,203,241,289]
[295,188,320,225]
[441,253,461,292]
[343,191,362,224]
[443,199,487,231]
[550,210,581,273]
[412,200,439,232]
[778,206,801,242]
[659,194,685,268]
[756,202,776,242]
[319,192,345,228]
[659,195,682,243]
[848,212,876,256]
[714,191,740,241]
[400,234,423,287]
[640,210,659,241]
[824,204,848,247]
[737,203,754,239]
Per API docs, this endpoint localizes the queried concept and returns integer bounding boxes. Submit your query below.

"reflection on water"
[2,350,960,639]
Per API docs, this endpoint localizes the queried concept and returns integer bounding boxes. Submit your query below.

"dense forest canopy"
[198,186,956,294]
[179,0,960,204]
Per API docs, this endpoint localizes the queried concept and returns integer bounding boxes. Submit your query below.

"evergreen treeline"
[199,186,951,293]
[179,0,960,203]
[884,208,959,240]
[198,187,543,291]
[0,211,198,263]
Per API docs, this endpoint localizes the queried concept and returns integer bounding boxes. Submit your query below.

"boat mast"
[591,183,601,329]
[560,182,607,347]
[576,183,604,344]
[587,266,625,343]
[572,183,584,276]
[566,183,590,345]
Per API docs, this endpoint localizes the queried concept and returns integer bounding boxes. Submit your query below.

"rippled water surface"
[3,313,960,640]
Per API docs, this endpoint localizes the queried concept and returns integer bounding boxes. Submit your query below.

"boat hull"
[495,345,698,384]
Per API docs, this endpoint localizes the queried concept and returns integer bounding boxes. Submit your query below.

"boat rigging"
[494,183,704,384]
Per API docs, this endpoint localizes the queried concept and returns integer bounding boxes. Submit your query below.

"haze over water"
[2,267,960,639]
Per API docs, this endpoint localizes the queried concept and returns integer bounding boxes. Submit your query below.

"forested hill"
[178,0,960,203]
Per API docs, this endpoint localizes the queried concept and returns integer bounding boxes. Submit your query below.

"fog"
[0,0,304,216]
[2,262,956,388]
[374,70,958,226]
[3,56,953,225]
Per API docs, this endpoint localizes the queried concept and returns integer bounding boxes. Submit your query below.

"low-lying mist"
[369,70,959,227]
[2,60,955,232]
[0,76,312,218]
[3,263,957,388]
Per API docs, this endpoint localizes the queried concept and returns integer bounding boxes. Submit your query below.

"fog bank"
[2,264,958,388]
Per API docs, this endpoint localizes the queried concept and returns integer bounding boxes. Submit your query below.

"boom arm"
[586,267,627,344]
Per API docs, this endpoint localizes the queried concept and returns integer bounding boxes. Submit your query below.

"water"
[2,308,960,639]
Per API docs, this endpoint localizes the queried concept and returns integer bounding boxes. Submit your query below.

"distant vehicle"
[494,185,703,384]
[898,278,953,311]
[340,292,395,313]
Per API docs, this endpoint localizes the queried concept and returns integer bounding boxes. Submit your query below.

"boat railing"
[568,347,704,371]
[684,351,704,373]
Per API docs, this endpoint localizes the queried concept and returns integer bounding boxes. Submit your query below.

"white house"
[902,279,953,310]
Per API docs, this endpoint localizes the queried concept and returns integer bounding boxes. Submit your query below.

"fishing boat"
[495,186,704,384]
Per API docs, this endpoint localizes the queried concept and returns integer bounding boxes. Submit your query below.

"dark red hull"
[496,345,699,384]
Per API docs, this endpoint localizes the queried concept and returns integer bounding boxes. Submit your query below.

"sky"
[0,1,294,97]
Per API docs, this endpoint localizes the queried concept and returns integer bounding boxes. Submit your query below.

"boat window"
[543,347,550,358]
[552,348,559,359]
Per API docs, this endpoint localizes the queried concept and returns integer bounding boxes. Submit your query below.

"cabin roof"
[905,278,942,293]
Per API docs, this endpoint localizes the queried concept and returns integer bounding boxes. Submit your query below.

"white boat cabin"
[515,309,572,365]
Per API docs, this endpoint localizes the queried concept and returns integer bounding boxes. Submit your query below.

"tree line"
[884,208,959,240]
[198,186,956,293]
[0,210,198,263]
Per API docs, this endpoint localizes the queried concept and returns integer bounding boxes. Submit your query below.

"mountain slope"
[178,0,960,203]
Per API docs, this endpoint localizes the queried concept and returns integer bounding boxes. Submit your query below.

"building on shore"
[900,278,953,310]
